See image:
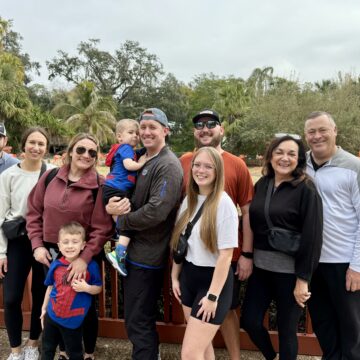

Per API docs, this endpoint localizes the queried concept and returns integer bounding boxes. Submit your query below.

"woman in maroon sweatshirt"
[27,133,113,360]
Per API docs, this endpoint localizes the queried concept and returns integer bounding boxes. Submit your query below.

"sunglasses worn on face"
[194,120,220,130]
[275,133,301,140]
[75,146,97,158]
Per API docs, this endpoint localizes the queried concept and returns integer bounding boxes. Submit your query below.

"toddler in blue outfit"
[103,119,146,276]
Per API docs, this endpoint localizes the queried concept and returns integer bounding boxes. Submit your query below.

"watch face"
[207,293,217,302]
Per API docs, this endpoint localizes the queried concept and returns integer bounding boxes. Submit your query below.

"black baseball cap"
[192,109,221,124]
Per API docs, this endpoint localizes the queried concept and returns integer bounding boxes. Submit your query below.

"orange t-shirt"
[180,151,254,261]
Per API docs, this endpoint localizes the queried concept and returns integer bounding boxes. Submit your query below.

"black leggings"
[3,235,46,348]
[241,266,302,360]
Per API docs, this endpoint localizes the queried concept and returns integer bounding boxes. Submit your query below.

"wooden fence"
[0,258,322,356]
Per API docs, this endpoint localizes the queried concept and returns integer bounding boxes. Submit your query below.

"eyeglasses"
[192,162,215,171]
[275,133,301,140]
[75,146,97,158]
[194,120,220,130]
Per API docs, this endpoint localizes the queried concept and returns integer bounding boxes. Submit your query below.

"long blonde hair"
[171,147,224,253]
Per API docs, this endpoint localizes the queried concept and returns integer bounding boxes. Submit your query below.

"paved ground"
[0,329,321,359]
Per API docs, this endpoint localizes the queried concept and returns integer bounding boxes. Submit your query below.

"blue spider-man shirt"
[44,257,102,329]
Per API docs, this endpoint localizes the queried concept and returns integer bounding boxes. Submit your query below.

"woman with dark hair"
[27,133,113,360]
[0,127,54,360]
[241,134,323,360]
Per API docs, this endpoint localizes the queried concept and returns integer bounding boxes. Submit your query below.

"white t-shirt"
[178,192,238,267]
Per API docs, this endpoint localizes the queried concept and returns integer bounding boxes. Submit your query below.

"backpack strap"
[44,168,59,188]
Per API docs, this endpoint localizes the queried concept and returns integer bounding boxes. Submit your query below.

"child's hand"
[40,308,46,330]
[138,154,147,165]
[71,279,90,293]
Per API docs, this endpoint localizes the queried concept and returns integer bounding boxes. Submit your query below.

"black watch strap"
[207,293,218,302]
[241,251,253,259]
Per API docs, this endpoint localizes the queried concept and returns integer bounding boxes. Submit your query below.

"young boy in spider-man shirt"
[40,222,102,360]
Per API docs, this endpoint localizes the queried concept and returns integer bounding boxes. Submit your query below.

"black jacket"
[118,146,183,267]
[249,176,323,281]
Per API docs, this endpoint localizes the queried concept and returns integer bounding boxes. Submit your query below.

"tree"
[51,81,117,145]
[47,39,163,104]
[0,17,40,83]
[0,51,32,126]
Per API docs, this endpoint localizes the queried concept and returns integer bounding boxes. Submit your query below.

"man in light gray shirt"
[0,123,19,174]
[305,111,360,360]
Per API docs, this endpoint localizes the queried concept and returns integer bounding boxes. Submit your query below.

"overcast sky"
[2,0,360,87]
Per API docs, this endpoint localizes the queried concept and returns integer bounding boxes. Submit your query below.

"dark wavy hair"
[262,135,307,180]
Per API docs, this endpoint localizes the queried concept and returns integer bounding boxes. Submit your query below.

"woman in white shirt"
[171,146,238,359]
[0,127,52,360]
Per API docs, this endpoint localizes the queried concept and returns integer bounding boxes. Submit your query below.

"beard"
[195,133,222,148]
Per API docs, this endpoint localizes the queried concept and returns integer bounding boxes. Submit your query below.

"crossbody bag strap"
[184,202,205,239]
[264,178,274,229]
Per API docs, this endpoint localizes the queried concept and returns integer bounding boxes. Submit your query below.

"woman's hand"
[171,277,182,304]
[196,296,218,322]
[0,257,8,278]
[294,278,311,308]
[67,258,87,282]
[105,197,131,216]
[33,247,52,267]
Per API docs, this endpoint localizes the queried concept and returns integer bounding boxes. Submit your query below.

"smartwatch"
[241,251,253,259]
[207,293,218,302]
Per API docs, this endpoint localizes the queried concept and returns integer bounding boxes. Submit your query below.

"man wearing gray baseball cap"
[0,123,19,174]
[106,107,183,359]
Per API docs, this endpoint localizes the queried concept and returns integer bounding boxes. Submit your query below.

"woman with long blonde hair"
[171,146,238,359]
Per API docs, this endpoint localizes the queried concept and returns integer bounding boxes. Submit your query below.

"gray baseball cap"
[139,108,169,128]
[0,123,6,137]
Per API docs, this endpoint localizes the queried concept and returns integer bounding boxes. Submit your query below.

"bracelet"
[241,251,253,259]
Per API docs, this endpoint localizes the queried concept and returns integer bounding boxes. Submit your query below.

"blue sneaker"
[106,250,128,276]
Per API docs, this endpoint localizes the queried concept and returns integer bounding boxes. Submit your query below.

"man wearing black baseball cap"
[181,109,254,359]
[0,123,19,174]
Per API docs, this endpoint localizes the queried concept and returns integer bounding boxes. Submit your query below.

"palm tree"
[52,81,117,145]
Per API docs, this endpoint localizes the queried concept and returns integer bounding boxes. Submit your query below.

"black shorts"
[180,260,233,325]
[230,262,241,309]
[102,184,132,205]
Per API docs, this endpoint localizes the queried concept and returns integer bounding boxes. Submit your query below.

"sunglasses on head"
[194,119,220,130]
[275,133,301,140]
[75,146,97,158]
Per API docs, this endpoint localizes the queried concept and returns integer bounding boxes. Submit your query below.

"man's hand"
[346,268,360,292]
[236,256,253,281]
[34,247,52,267]
[0,257,8,278]
[105,197,131,216]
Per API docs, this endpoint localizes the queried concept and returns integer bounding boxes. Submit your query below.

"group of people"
[0,108,359,360]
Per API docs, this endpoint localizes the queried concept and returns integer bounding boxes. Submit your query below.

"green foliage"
[0,17,40,83]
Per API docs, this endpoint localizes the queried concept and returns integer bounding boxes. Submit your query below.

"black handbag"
[264,178,301,256]
[2,217,27,240]
[173,203,204,264]
[1,161,47,241]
